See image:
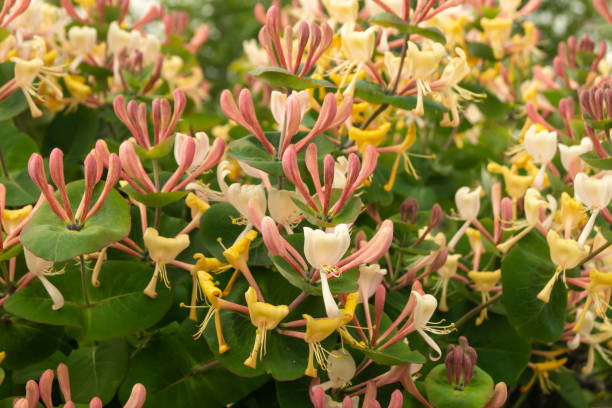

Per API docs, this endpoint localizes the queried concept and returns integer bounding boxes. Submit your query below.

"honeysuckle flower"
[348,122,392,152]
[67,26,96,71]
[468,270,501,325]
[11,56,63,117]
[243,286,290,368]
[357,263,387,301]
[218,161,267,238]
[142,228,190,298]
[338,22,377,96]
[559,138,593,172]
[558,192,587,238]
[406,41,446,116]
[435,253,461,312]
[24,248,64,310]
[174,132,210,173]
[1,204,32,235]
[302,292,359,377]
[222,229,263,300]
[487,155,538,201]
[574,172,612,248]
[573,270,612,333]
[523,125,557,189]
[411,291,451,360]
[107,21,141,84]
[497,188,555,253]
[267,188,303,233]
[193,271,230,353]
[520,357,568,394]
[304,224,350,318]
[323,0,358,24]
[448,186,481,251]
[480,17,512,59]
[270,90,310,129]
[537,230,589,303]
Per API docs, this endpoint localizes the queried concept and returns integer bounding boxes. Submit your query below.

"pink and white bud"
[57,363,71,403]
[38,369,54,408]
[123,383,147,408]
[25,380,39,408]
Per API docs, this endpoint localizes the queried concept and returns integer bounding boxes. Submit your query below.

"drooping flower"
[573,172,612,248]
[142,228,190,298]
[24,249,64,310]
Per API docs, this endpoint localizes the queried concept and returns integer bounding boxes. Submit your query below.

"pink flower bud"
[483,383,508,408]
[310,386,326,408]
[594,0,612,23]
[57,363,71,403]
[28,154,69,222]
[173,137,226,191]
[49,148,74,221]
[500,197,514,228]
[119,141,156,192]
[342,396,355,408]
[295,93,336,152]
[282,145,318,211]
[89,397,103,408]
[400,197,418,224]
[25,380,39,408]
[132,5,160,30]
[162,136,195,192]
[60,0,88,24]
[87,153,122,220]
[123,383,146,408]
[13,399,29,408]
[38,369,54,408]
[305,143,324,206]
[388,390,404,408]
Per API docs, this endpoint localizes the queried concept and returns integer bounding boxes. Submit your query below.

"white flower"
[243,39,269,67]
[357,263,387,301]
[406,42,446,81]
[24,249,64,310]
[324,349,356,389]
[366,0,403,15]
[268,188,303,230]
[270,90,310,128]
[332,157,349,189]
[411,291,445,358]
[323,0,358,23]
[524,125,557,164]
[107,22,141,55]
[455,186,481,221]
[303,224,351,270]
[227,184,267,219]
[174,132,210,172]
[559,138,593,171]
[340,23,377,63]
[141,34,161,65]
[68,26,97,55]
[574,173,612,210]
[304,224,351,319]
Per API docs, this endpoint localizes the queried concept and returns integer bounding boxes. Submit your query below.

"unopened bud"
[400,197,418,224]
[428,247,448,274]
[577,34,595,53]
[354,230,367,250]
[445,336,478,388]
[429,204,443,229]
[500,197,514,228]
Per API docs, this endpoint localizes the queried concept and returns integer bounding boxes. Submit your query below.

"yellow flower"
[468,270,501,325]
[521,357,568,393]
[303,292,359,377]
[194,270,230,354]
[64,74,92,101]
[243,287,289,369]
[481,18,512,59]
[1,205,32,234]
[143,228,190,298]
[538,230,589,303]
[348,122,391,151]
[557,192,587,236]
[574,270,612,333]
[487,159,536,202]
[185,192,210,220]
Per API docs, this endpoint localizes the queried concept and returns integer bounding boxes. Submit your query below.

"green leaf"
[118,320,268,407]
[425,364,494,408]
[361,341,426,366]
[200,203,271,265]
[250,67,335,90]
[43,106,99,165]
[0,169,39,206]
[369,12,446,44]
[549,370,590,408]
[355,80,448,113]
[227,132,282,176]
[120,185,188,208]
[21,180,131,261]
[134,134,176,160]
[581,153,612,170]
[460,315,530,385]
[4,261,173,340]
[0,243,21,261]
[65,339,129,405]
[0,120,38,173]
[501,231,567,342]
[465,42,496,61]
[583,115,612,131]
[0,318,63,370]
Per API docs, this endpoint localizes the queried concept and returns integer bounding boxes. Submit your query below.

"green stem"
[79,255,90,306]
[454,292,502,328]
